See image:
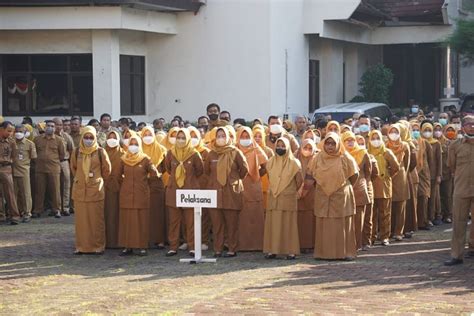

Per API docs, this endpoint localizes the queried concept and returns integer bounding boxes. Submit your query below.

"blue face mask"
[412,130,421,139]
[439,118,448,126]
[359,124,370,133]
[411,107,419,114]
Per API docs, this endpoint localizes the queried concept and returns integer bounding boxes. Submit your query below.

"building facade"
[0,0,471,122]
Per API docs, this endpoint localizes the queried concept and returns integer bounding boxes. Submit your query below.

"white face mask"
[423,131,433,139]
[169,137,176,145]
[123,139,130,147]
[83,139,94,147]
[216,138,226,147]
[370,139,382,148]
[128,145,139,154]
[142,136,155,145]
[239,139,252,147]
[176,139,186,147]
[191,138,199,148]
[107,138,119,148]
[314,136,321,144]
[270,124,284,134]
[434,131,443,138]
[353,127,360,135]
[457,133,464,139]
[15,132,24,140]
[453,124,461,131]
[388,133,400,141]
[25,131,30,138]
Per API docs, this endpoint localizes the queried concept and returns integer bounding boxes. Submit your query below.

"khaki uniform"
[404,147,419,233]
[363,154,379,246]
[428,142,442,221]
[440,139,453,220]
[390,142,411,237]
[58,131,74,213]
[352,154,371,249]
[0,137,20,223]
[33,135,65,215]
[104,147,124,248]
[69,131,82,148]
[97,127,120,148]
[165,151,204,252]
[13,138,37,218]
[447,138,474,260]
[417,141,432,228]
[265,133,299,154]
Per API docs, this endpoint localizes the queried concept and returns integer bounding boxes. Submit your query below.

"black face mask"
[208,114,219,121]
[275,148,286,156]
[269,134,281,143]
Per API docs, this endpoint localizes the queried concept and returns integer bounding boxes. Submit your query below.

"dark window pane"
[132,56,144,73]
[31,55,67,72]
[120,56,131,74]
[132,74,145,114]
[4,55,29,72]
[31,74,69,114]
[71,75,93,114]
[4,75,28,113]
[120,74,132,115]
[70,55,92,72]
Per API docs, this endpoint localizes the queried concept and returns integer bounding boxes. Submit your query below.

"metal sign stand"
[179,207,217,264]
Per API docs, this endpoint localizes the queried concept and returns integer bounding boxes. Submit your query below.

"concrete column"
[92,30,121,119]
[320,39,344,106]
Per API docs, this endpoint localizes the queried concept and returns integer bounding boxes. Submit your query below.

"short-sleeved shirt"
[448,138,474,198]
[58,131,74,160]
[13,138,37,177]
[34,135,65,174]
[0,137,17,166]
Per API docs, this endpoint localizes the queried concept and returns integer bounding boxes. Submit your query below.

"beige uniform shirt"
[13,138,37,177]
[448,138,474,198]
[34,135,65,174]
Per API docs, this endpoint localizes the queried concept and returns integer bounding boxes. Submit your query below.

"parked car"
[311,102,393,123]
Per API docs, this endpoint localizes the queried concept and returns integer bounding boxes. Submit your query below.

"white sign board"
[176,190,217,208]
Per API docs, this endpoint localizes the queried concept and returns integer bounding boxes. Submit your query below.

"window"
[120,55,145,115]
[309,59,320,113]
[1,54,93,116]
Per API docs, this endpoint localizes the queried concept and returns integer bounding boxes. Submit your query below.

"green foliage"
[358,64,394,105]
[349,95,366,102]
[446,18,474,64]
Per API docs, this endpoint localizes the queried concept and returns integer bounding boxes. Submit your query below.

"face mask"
[270,124,284,134]
[128,145,139,154]
[359,124,370,133]
[239,139,252,147]
[412,131,420,139]
[275,148,286,156]
[176,139,186,147]
[358,144,366,149]
[370,140,382,148]
[123,139,130,147]
[191,138,199,147]
[388,133,400,141]
[269,135,280,143]
[143,136,155,145]
[169,137,176,145]
[302,149,313,157]
[457,133,464,139]
[83,139,94,147]
[15,132,24,140]
[423,131,433,139]
[446,131,456,140]
[453,124,461,130]
[107,138,119,148]
[438,118,448,126]
[118,127,123,133]
[353,127,360,134]
[216,138,226,147]
[45,127,54,135]
[208,114,219,121]
[314,136,321,144]
[434,131,443,138]
[411,107,419,114]
[25,131,30,138]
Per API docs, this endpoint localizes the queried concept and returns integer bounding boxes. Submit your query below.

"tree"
[446,18,474,64]
[358,64,394,105]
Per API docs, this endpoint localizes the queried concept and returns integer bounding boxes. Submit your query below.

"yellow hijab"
[327,120,341,135]
[225,125,237,145]
[155,131,167,145]
[341,131,366,166]
[421,122,438,145]
[211,127,238,186]
[236,127,268,182]
[141,126,166,167]
[24,124,34,141]
[252,124,267,148]
[171,128,197,188]
[163,127,180,150]
[295,138,317,175]
[79,126,99,184]
[434,122,448,146]
[121,134,148,167]
[266,137,301,197]
[368,130,388,178]
[188,126,207,154]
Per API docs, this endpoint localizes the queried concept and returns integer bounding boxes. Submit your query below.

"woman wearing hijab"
[71,126,112,254]
[189,126,212,250]
[310,132,358,260]
[438,123,456,223]
[205,127,249,257]
[356,135,379,249]
[411,121,433,230]
[263,137,302,259]
[342,131,371,250]
[104,131,124,248]
[164,128,203,257]
[236,127,268,251]
[141,126,167,249]
[118,134,159,256]
[386,124,411,241]
[421,121,442,226]
[368,130,400,246]
[326,121,341,135]
[295,138,318,252]
[253,124,274,210]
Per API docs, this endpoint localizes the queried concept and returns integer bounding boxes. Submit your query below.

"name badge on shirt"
[89,172,94,178]
[18,154,24,161]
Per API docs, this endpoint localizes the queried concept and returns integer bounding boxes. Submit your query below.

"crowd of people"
[0,103,472,266]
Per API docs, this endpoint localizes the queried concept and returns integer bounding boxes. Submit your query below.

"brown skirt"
[149,177,166,245]
[75,200,106,253]
[238,200,265,251]
[118,208,150,249]
[297,210,315,249]
[104,190,120,248]
[263,209,300,255]
[314,216,356,259]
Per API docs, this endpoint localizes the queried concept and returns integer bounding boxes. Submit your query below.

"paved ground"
[0,216,473,315]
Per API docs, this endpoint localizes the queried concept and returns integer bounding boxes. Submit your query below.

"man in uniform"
[12,124,37,222]
[445,115,474,266]
[32,120,65,219]
[97,113,119,147]
[69,117,82,148]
